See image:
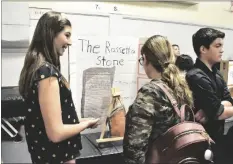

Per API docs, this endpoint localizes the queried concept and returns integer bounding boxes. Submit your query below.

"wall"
[2,2,29,86]
[28,1,233,28]
[114,2,233,28]
[2,1,233,87]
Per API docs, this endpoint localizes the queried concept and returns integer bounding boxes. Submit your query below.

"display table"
[2,128,124,164]
[77,132,124,164]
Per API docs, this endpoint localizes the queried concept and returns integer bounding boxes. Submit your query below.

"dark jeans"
[212,132,233,164]
[225,127,233,162]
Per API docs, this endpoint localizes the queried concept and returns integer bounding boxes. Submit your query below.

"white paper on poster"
[227,61,233,86]
[71,36,139,128]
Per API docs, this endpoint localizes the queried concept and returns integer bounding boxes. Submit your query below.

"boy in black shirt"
[186,28,233,164]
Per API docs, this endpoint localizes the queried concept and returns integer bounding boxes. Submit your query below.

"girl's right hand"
[85,118,100,129]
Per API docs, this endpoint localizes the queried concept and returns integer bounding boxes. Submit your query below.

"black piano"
[1,86,26,142]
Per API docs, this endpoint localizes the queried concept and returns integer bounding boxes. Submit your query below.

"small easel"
[96,88,124,143]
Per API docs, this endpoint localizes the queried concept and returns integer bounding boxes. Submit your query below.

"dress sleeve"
[33,63,61,83]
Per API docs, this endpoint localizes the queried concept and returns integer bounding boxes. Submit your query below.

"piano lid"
[1,86,23,101]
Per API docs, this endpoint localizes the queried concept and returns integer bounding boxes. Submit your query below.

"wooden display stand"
[96,88,124,143]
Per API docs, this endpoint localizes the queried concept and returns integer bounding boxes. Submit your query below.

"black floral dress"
[24,62,82,164]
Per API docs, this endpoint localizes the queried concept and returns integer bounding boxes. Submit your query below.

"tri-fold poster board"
[72,37,141,120]
[69,36,153,134]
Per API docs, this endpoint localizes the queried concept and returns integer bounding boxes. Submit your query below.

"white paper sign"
[227,61,233,86]
[71,37,139,126]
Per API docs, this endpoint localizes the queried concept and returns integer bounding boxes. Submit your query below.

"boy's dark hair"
[175,54,194,72]
[192,28,225,57]
[172,44,179,48]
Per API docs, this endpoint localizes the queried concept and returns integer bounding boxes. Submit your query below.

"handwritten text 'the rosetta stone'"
[78,39,135,55]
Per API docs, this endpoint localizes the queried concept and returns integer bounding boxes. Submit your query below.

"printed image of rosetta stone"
[81,67,116,125]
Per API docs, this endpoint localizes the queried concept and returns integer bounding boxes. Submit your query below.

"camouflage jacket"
[123,79,181,164]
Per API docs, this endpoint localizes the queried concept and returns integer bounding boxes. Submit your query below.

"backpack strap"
[180,104,195,122]
[154,83,194,122]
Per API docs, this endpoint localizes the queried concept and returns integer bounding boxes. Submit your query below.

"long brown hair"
[141,35,193,107]
[19,11,71,98]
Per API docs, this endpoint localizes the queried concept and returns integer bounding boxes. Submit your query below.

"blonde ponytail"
[141,35,193,107]
[162,63,193,107]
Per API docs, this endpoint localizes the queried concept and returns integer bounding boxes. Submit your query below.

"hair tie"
[164,62,170,68]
